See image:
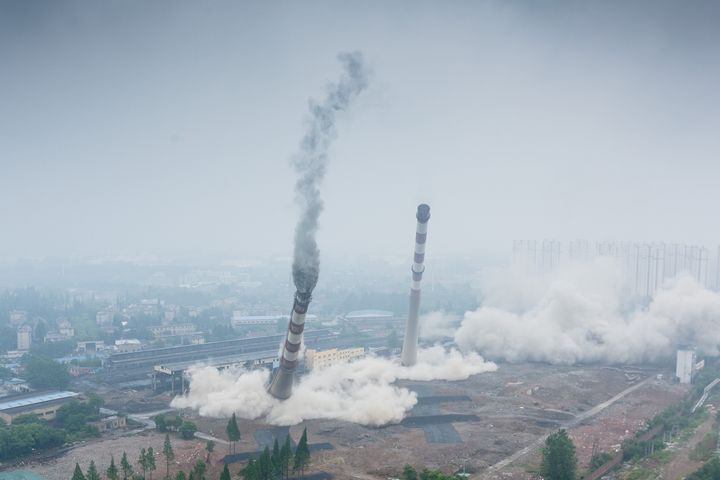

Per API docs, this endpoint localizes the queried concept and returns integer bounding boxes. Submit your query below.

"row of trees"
[240,429,311,480]
[71,434,173,480]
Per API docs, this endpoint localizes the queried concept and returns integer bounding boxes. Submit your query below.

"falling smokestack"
[267,290,311,399]
[401,204,431,367]
[267,52,369,399]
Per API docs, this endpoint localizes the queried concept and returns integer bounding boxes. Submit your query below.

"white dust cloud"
[171,347,496,426]
[419,311,459,339]
[455,258,720,365]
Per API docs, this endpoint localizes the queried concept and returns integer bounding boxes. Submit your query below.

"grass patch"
[622,466,656,480]
[650,448,674,464]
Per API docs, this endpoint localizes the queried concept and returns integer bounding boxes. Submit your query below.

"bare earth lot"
[19,363,687,480]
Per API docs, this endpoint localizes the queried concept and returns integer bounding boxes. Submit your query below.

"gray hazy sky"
[1,1,719,262]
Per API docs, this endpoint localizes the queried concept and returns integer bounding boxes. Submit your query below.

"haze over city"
[2,1,719,262]
[2,2,720,480]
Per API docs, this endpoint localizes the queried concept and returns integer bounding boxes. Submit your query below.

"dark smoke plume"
[292,51,369,294]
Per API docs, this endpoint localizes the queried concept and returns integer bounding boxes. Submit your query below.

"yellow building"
[305,347,365,370]
[0,391,79,424]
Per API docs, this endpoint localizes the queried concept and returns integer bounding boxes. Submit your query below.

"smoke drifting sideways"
[291,51,369,295]
[171,347,496,426]
[455,258,720,365]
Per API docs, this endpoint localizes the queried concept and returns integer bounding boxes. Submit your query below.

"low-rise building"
[16,326,32,351]
[0,377,30,396]
[305,347,365,370]
[115,339,142,353]
[0,391,79,424]
[77,340,106,353]
[149,324,197,337]
[90,415,127,432]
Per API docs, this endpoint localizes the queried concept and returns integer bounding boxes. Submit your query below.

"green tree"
[271,438,281,479]
[219,464,231,480]
[155,415,168,432]
[541,429,577,480]
[293,428,311,478]
[205,440,215,463]
[687,457,720,480]
[258,447,272,480]
[72,463,86,480]
[239,459,259,480]
[191,460,206,480]
[139,448,149,479]
[180,421,198,440]
[402,464,418,480]
[87,461,101,480]
[108,456,119,480]
[121,452,134,480]
[226,414,240,455]
[171,416,183,431]
[147,447,157,480]
[163,434,175,479]
[175,472,186,480]
[24,355,70,389]
[279,436,292,479]
[589,452,614,471]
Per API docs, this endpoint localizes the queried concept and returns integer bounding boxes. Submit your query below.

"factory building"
[0,391,79,424]
[305,347,365,370]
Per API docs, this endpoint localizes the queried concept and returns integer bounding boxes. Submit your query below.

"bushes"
[179,421,197,440]
[0,421,66,460]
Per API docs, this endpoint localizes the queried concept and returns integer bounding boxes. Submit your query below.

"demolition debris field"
[19,363,687,480]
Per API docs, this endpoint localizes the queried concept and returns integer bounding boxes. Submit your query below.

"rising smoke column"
[291,51,369,294]
[268,52,369,399]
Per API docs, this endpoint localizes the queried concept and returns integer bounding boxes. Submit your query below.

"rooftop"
[0,391,79,413]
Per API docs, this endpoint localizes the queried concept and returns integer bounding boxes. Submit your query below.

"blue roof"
[0,391,78,411]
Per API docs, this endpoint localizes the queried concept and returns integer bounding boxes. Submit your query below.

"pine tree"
[121,452,134,480]
[271,438,281,479]
[147,447,157,480]
[107,456,119,480]
[163,434,175,480]
[259,447,272,480]
[292,428,310,479]
[87,461,101,480]
[72,463,86,480]
[191,460,206,480]
[205,440,215,463]
[279,436,292,479]
[175,473,186,480]
[239,460,258,480]
[541,429,577,480]
[139,448,149,479]
[219,464,231,480]
[226,414,241,455]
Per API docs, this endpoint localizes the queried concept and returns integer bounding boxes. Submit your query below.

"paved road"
[475,375,655,479]
[195,432,230,445]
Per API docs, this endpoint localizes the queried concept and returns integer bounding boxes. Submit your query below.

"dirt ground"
[19,363,687,480]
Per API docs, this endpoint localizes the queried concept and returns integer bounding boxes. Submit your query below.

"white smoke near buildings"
[171,347,495,426]
[455,258,720,365]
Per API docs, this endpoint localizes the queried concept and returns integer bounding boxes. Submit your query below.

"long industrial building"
[105,329,335,381]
